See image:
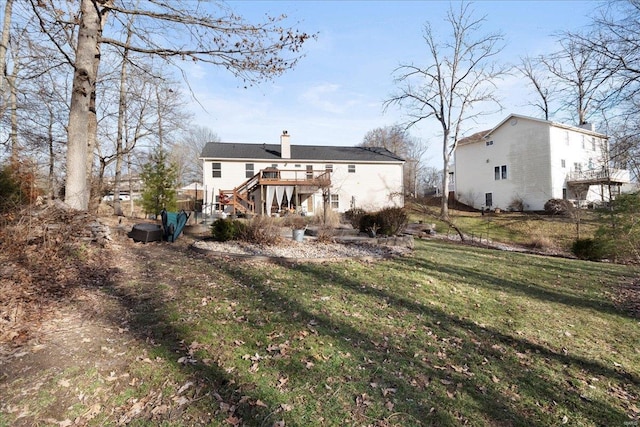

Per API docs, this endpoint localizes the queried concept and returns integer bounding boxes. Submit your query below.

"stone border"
[189,244,383,264]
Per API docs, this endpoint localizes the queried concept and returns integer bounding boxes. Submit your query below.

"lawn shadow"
[83,239,637,426]
[409,240,636,320]
[216,254,637,426]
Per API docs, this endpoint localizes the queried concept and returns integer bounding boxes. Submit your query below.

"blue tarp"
[161,210,190,242]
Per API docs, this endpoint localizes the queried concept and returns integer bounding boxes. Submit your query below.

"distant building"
[453,113,630,211]
[200,131,405,216]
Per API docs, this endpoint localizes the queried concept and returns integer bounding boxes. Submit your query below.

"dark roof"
[200,142,405,162]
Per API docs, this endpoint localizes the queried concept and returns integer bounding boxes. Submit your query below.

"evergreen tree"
[140,147,178,216]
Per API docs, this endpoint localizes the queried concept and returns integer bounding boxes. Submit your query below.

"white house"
[200,131,405,216]
[454,113,630,211]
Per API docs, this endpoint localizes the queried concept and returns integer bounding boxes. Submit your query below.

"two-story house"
[453,114,630,211]
[200,131,405,216]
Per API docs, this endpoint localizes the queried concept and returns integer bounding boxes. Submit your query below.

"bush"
[544,199,573,215]
[509,197,524,212]
[344,208,366,229]
[242,216,281,245]
[377,207,408,235]
[571,238,606,261]
[211,218,246,242]
[0,161,37,214]
[358,207,408,236]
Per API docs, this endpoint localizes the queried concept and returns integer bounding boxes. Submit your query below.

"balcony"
[566,168,630,186]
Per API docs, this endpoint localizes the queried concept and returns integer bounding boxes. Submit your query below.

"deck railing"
[567,168,630,184]
[219,168,332,214]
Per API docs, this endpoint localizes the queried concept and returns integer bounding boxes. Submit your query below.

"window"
[561,159,566,168]
[271,164,278,168]
[501,165,508,180]
[565,131,570,146]
[494,166,500,180]
[295,164,301,168]
[245,163,254,178]
[591,138,596,151]
[494,165,507,180]
[212,162,221,178]
[325,164,333,172]
[581,135,586,149]
[562,188,567,200]
[486,140,494,146]
[485,193,493,207]
[574,162,582,172]
[306,165,313,179]
[330,194,339,209]
[348,164,356,173]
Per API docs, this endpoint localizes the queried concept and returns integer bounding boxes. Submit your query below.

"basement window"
[485,193,493,207]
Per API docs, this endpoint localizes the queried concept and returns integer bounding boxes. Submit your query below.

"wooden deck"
[219,169,331,215]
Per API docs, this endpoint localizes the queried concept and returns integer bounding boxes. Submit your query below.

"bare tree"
[568,1,640,103]
[540,37,615,126]
[361,125,412,158]
[360,125,428,196]
[28,0,314,210]
[385,2,506,219]
[173,125,220,186]
[517,56,556,121]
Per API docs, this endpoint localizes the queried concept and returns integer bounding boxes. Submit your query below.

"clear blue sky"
[185,1,605,164]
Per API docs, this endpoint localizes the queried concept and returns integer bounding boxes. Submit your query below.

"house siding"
[201,151,403,215]
[455,114,627,211]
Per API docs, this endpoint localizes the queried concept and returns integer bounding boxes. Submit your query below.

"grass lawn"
[2,237,638,426]
[412,207,601,251]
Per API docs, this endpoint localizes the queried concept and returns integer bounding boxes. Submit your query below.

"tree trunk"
[48,109,56,199]
[8,71,18,160]
[65,0,108,210]
[0,0,13,97]
[113,25,134,217]
[440,131,450,220]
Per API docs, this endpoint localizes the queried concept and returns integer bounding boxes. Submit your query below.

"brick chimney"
[280,130,291,159]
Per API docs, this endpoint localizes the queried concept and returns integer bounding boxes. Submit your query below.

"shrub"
[358,213,380,234]
[544,199,573,215]
[376,207,408,235]
[314,206,341,228]
[509,197,524,212]
[211,218,246,242]
[283,215,307,230]
[358,207,408,236]
[571,238,606,261]
[242,216,281,245]
[344,208,366,229]
[315,226,336,243]
[0,161,37,214]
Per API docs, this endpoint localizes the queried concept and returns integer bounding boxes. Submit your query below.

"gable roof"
[200,142,405,163]
[456,113,608,148]
[489,113,608,138]
[457,129,491,146]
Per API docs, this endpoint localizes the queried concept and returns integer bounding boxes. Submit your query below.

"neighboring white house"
[454,113,631,211]
[200,131,405,216]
